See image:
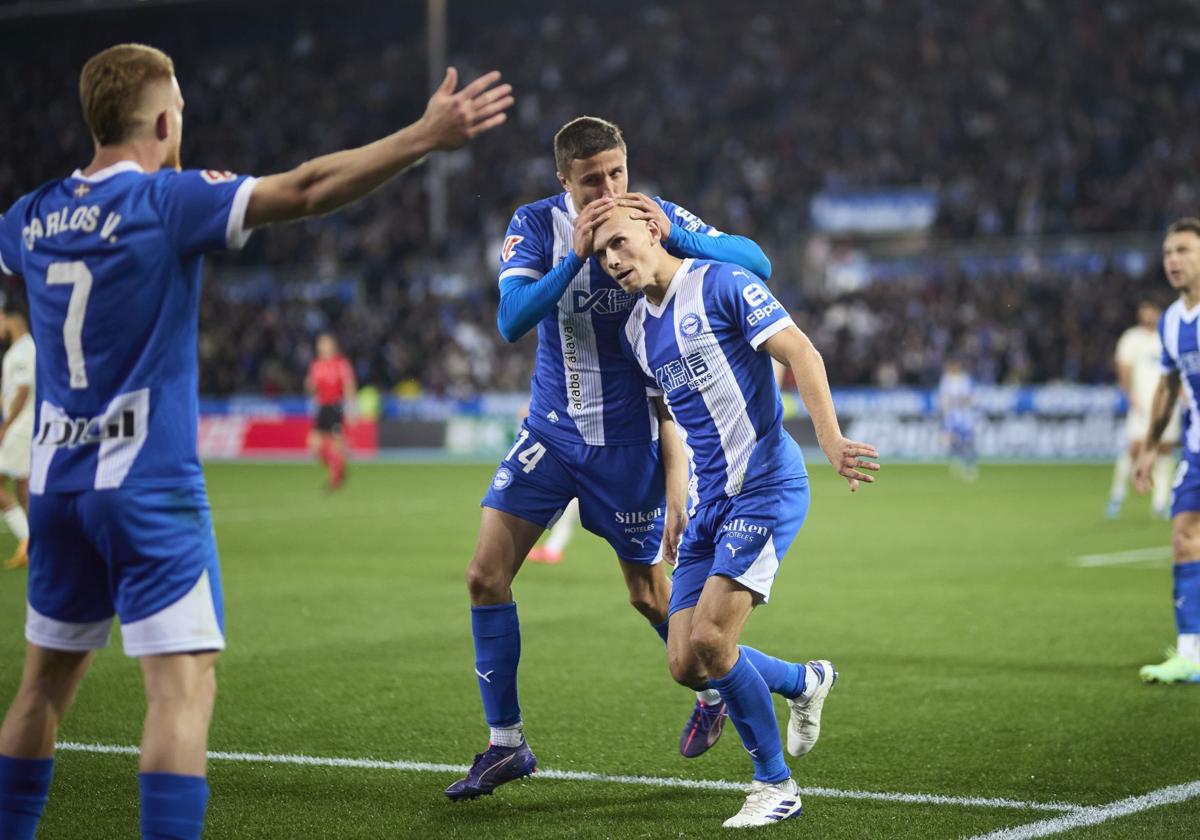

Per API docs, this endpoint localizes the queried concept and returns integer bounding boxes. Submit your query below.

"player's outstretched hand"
[573,197,616,259]
[419,67,514,151]
[617,193,672,239]
[1133,449,1157,494]
[821,436,880,492]
[662,506,688,567]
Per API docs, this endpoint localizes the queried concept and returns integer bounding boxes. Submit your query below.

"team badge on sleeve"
[200,170,238,185]
[502,235,524,262]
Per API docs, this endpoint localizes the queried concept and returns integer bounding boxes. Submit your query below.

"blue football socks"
[0,755,53,840]
[1175,562,1200,634]
[738,645,807,699]
[139,772,209,840]
[652,619,670,645]
[472,602,522,728]
[709,652,789,783]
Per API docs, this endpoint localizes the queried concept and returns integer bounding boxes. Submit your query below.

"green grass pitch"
[1,462,1198,838]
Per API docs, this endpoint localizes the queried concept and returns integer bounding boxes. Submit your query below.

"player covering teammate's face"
[1164,231,1200,291]
[596,209,666,295]
[559,147,628,212]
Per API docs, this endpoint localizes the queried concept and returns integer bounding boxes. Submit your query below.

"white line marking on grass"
[1073,546,1172,567]
[964,778,1200,839]
[55,742,1077,813]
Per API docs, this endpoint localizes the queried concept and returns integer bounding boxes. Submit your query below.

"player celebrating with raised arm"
[599,207,879,828]
[0,43,512,840]
[1135,219,1200,684]
[448,117,773,800]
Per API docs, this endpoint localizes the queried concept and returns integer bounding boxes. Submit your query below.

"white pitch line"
[1073,546,1172,567]
[55,741,1076,813]
[964,778,1200,839]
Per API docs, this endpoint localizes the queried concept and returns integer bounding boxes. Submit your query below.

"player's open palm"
[573,197,616,259]
[420,67,514,150]
[821,436,880,492]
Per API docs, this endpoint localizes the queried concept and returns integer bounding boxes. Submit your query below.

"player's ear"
[647,218,662,245]
[556,170,570,193]
[154,110,171,143]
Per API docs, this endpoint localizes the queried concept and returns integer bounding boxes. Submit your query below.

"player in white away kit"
[0,43,512,840]
[1135,219,1200,684]
[937,358,978,481]
[0,297,34,570]
[1109,300,1179,519]
[449,117,776,799]
[597,207,879,827]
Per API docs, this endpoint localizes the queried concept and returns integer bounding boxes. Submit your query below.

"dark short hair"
[554,116,625,177]
[1166,217,1200,239]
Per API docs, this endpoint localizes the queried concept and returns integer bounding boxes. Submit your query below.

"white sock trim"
[489,724,524,748]
[696,688,722,706]
[1178,633,1200,664]
[3,505,28,541]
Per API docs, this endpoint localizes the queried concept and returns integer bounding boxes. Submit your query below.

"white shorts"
[0,423,31,478]
[1126,409,1182,447]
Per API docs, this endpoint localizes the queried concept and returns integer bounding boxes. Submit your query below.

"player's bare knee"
[668,653,706,689]
[688,622,735,673]
[1172,523,1200,562]
[465,557,511,604]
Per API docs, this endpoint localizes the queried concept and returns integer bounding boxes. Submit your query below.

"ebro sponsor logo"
[746,300,781,327]
[36,409,138,448]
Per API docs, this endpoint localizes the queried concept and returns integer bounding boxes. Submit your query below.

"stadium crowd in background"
[2,0,1197,396]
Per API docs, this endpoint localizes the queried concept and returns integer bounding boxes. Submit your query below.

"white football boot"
[722,777,803,828]
[787,659,837,757]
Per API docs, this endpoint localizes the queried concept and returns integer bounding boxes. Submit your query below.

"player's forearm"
[496,253,583,342]
[656,401,689,514]
[781,335,843,447]
[1145,376,1181,447]
[665,227,772,279]
[247,122,437,227]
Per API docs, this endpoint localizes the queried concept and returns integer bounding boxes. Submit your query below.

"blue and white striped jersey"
[0,161,257,493]
[499,193,725,448]
[1160,298,1200,459]
[620,259,808,506]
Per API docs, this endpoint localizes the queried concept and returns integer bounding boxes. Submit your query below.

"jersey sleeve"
[150,169,259,257]
[710,265,794,350]
[656,197,722,238]
[0,198,29,276]
[1160,314,1177,373]
[497,206,553,283]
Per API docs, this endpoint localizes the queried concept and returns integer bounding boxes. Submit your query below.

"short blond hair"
[79,43,175,146]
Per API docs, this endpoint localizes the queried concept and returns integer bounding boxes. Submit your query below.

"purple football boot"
[679,697,728,758]
[444,742,538,800]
